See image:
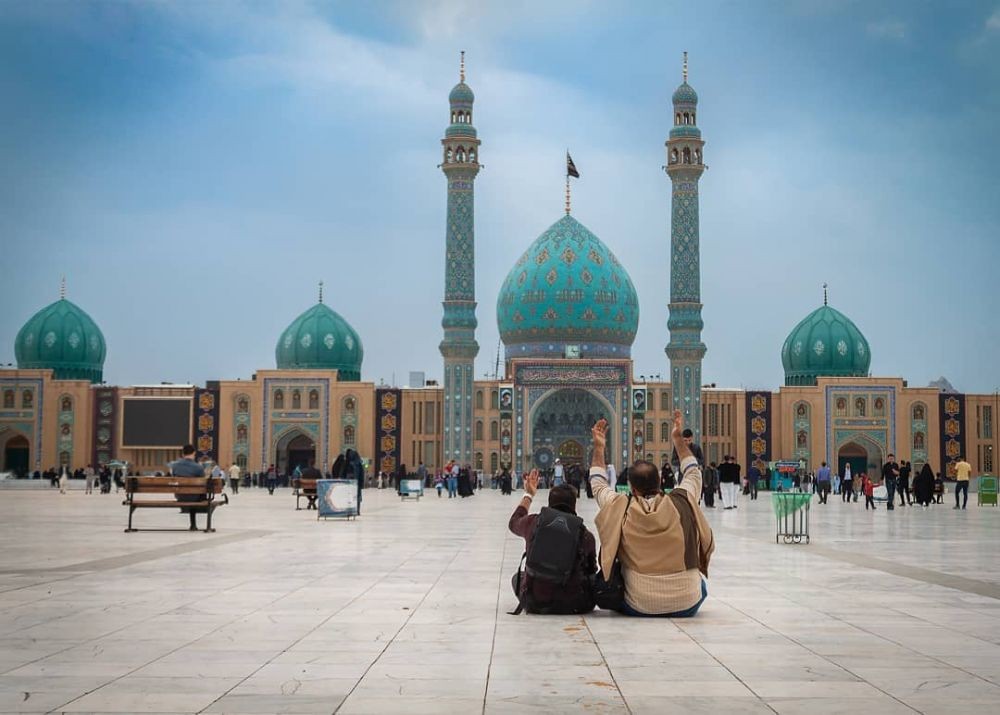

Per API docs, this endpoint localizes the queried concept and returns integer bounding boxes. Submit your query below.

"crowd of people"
[810,453,971,510]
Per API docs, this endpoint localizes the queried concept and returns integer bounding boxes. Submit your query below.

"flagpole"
[565,150,571,215]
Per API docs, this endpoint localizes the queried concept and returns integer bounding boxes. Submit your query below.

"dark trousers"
[955,481,969,508]
[749,480,758,500]
[842,480,853,502]
[703,486,715,507]
[898,481,910,505]
[818,482,830,504]
[884,477,896,509]
[865,494,875,509]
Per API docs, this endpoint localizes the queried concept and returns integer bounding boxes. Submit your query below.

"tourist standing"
[447,460,459,498]
[228,463,240,494]
[553,459,565,487]
[861,473,876,510]
[59,466,68,494]
[816,462,832,504]
[718,455,740,509]
[417,462,427,488]
[434,471,445,497]
[702,462,718,508]
[953,457,972,510]
[746,463,761,500]
[84,464,95,494]
[661,461,675,491]
[897,460,912,506]
[882,454,899,511]
[266,464,277,495]
[841,464,854,503]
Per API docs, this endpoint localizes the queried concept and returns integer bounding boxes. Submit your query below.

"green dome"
[672,81,698,105]
[15,298,106,383]
[275,302,363,381]
[781,303,871,386]
[497,214,639,359]
[449,82,474,104]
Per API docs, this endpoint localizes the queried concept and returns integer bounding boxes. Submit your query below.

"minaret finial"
[460,50,465,83]
[60,275,66,300]
[565,173,571,215]
[683,51,688,83]
[823,282,828,306]
[318,280,324,304]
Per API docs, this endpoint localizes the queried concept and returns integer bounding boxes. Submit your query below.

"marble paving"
[1,485,999,714]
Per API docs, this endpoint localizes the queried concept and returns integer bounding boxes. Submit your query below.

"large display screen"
[121,398,192,447]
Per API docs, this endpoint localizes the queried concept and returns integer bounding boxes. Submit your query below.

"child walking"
[861,473,875,510]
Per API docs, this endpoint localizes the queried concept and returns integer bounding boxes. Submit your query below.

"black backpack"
[510,507,586,615]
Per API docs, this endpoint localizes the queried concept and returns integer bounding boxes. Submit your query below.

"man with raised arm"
[590,410,715,617]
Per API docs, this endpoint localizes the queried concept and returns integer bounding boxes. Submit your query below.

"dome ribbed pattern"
[15,298,106,383]
[781,304,871,386]
[275,303,363,381]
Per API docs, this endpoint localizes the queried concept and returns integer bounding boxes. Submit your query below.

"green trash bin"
[978,476,998,507]
[771,492,812,544]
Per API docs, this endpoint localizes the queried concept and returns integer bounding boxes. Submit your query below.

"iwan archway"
[836,432,885,479]
[274,428,317,475]
[527,388,613,470]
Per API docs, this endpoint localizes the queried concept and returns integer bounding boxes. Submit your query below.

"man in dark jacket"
[671,429,705,483]
[508,469,597,614]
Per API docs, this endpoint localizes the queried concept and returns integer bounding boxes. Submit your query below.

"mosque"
[1,56,995,483]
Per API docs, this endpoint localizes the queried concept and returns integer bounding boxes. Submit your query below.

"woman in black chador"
[457,465,474,497]
[913,463,935,508]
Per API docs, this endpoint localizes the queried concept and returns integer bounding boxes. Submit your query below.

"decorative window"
[490,453,499,473]
[236,454,248,469]
[236,396,249,413]
[291,390,301,409]
[475,420,484,441]
[344,397,356,413]
[707,404,719,436]
[476,390,484,410]
[661,422,670,442]
[490,390,499,410]
[236,424,248,443]
[2,390,13,409]
[854,397,866,417]
[913,432,925,450]
[59,451,71,466]
[274,390,284,409]
[308,390,319,410]
[21,390,32,409]
[61,397,73,412]
[490,421,499,441]
[60,423,71,436]
[913,404,925,421]
[797,403,807,418]
[835,397,847,417]
[475,452,484,471]
[343,425,356,446]
[874,397,885,417]
[646,421,654,443]
[661,391,671,411]
[797,431,808,448]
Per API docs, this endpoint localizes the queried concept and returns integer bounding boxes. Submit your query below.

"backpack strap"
[507,552,527,616]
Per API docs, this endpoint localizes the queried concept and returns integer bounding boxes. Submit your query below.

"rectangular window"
[984,405,993,439]
[661,391,671,411]
[424,402,436,434]
[985,444,994,473]
[708,404,719,437]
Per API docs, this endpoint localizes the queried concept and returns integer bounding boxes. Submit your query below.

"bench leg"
[125,505,136,533]
[205,506,215,533]
[189,509,198,531]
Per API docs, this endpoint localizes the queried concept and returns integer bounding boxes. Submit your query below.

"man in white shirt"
[553,459,565,487]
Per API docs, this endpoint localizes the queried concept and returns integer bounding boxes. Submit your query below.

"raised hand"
[591,419,608,467]
[671,410,692,459]
[524,469,539,496]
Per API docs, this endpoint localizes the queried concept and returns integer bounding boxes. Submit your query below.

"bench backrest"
[126,476,224,496]
[293,478,318,491]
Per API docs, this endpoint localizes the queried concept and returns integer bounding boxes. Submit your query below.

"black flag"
[566,152,580,178]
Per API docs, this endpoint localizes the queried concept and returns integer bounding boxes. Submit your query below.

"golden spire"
[318,280,324,304]
[683,51,688,83]
[460,50,465,83]
[60,275,66,300]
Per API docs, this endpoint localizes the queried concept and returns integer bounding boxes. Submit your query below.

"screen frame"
[120,397,193,449]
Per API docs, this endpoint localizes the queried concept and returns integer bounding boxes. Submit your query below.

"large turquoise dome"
[15,297,106,383]
[275,301,363,381]
[497,215,639,359]
[781,303,871,386]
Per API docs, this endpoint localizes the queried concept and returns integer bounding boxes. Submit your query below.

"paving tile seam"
[0,530,275,577]
[580,612,632,714]
[720,596,923,713]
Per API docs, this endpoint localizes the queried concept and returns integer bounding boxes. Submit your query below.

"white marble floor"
[1,485,999,714]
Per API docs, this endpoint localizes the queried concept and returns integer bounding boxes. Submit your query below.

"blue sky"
[1,0,998,393]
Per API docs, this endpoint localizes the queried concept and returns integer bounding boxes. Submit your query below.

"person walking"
[882,454,899,511]
[862,473,876,510]
[434,470,445,497]
[447,460,459,498]
[897,460,912,506]
[914,463,934,508]
[816,462,832,504]
[841,463,854,503]
[953,457,972,510]
[702,462,718,508]
[553,459,565,487]
[228,463,240,494]
[718,455,740,510]
[746,463,761,500]
[84,464,95,494]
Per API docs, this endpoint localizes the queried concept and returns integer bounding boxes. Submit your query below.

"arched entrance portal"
[275,430,316,474]
[837,436,883,479]
[2,434,30,477]
[529,388,611,470]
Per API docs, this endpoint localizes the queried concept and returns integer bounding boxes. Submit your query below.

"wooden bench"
[123,476,228,532]
[293,478,318,510]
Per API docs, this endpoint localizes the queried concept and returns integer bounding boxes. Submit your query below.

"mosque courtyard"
[0,487,997,714]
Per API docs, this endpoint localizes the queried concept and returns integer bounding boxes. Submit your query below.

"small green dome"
[449,82,474,104]
[15,297,106,383]
[497,214,639,359]
[781,303,871,386]
[672,82,698,105]
[275,302,363,381]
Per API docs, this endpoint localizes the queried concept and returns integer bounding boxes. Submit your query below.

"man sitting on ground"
[590,410,714,617]
[169,444,207,531]
[508,469,597,614]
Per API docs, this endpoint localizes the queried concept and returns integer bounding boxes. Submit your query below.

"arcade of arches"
[529,389,611,470]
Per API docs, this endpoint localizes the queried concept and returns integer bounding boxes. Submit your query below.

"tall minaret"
[439,51,481,466]
[665,52,707,442]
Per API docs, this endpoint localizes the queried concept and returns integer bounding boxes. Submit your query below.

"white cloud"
[866,19,906,40]
[987,8,1000,31]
